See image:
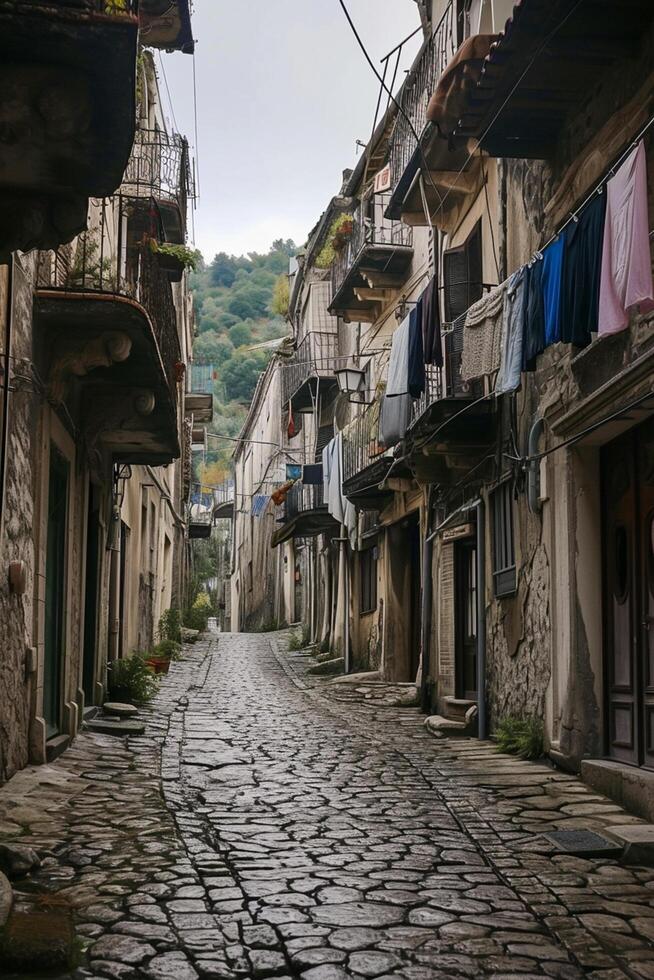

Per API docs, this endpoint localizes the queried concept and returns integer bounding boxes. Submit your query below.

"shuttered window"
[360,546,378,615]
[443,220,483,323]
[491,481,516,597]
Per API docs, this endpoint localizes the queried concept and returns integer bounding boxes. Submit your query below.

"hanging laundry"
[251,495,269,518]
[541,236,565,346]
[379,392,412,447]
[599,140,654,335]
[420,276,443,368]
[287,401,296,439]
[495,267,527,395]
[271,481,295,507]
[522,260,546,372]
[325,433,346,525]
[385,313,411,397]
[407,303,426,398]
[560,192,607,347]
[285,464,302,481]
[302,464,323,485]
[460,281,506,381]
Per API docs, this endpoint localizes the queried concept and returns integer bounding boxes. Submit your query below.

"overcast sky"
[161,1,422,261]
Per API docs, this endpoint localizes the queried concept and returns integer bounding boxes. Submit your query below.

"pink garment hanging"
[599,140,654,335]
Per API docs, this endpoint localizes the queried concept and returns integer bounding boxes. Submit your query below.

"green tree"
[228,322,253,348]
[271,274,290,317]
[220,349,269,402]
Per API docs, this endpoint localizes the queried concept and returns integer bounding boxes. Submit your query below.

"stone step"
[443,696,477,721]
[102,702,139,718]
[84,718,145,737]
[424,715,468,739]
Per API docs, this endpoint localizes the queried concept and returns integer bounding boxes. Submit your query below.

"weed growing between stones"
[493,716,544,760]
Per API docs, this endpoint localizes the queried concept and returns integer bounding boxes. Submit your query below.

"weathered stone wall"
[0,256,37,783]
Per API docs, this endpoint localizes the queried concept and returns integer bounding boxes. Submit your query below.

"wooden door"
[82,496,100,705]
[638,417,654,768]
[455,538,478,701]
[44,446,69,738]
[409,518,422,680]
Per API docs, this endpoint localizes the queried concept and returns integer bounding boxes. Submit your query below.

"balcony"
[271,483,337,548]
[34,197,182,465]
[213,481,235,521]
[385,0,477,226]
[342,399,395,511]
[453,0,654,161]
[329,193,413,324]
[0,0,139,253]
[404,315,494,485]
[185,392,213,423]
[121,129,195,244]
[139,0,194,54]
[281,331,341,413]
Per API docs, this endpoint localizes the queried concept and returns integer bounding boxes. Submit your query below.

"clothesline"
[530,113,654,264]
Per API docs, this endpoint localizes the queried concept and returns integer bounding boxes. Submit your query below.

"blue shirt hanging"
[541,236,565,346]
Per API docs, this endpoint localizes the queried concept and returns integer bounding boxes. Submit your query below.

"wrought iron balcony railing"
[37,196,181,399]
[331,191,413,302]
[121,128,195,231]
[22,1,139,14]
[281,330,341,407]
[410,312,482,427]
[342,398,390,485]
[387,0,471,197]
[283,483,325,523]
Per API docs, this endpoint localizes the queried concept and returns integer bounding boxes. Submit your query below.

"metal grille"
[122,128,194,229]
[283,483,324,522]
[332,191,413,298]
[281,331,347,407]
[22,1,139,13]
[342,399,389,484]
[409,313,482,427]
[387,0,471,196]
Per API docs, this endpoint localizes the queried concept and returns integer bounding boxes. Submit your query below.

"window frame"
[491,479,517,598]
[359,545,378,616]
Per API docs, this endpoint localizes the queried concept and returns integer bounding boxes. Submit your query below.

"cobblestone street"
[5,631,654,979]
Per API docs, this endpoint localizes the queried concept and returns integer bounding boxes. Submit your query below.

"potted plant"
[148,241,198,282]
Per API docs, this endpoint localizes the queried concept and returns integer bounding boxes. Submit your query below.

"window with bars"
[491,481,516,597]
[359,545,378,615]
[443,220,483,323]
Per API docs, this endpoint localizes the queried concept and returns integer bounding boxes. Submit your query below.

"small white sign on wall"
[374,165,391,194]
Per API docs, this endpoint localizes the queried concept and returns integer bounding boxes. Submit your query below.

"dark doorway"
[44,445,69,738]
[82,491,100,705]
[408,516,422,680]
[454,536,478,701]
[118,522,129,659]
[602,415,654,768]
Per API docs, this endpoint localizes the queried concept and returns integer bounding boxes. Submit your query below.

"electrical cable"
[192,46,201,199]
[157,51,179,133]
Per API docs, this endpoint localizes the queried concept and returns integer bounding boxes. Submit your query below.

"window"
[359,546,378,615]
[491,481,516,597]
[443,220,483,323]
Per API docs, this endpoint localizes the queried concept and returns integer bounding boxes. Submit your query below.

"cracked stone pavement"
[4,631,654,978]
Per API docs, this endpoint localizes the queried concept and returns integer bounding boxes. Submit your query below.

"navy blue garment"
[302,464,323,485]
[541,235,565,346]
[560,193,607,347]
[522,260,546,372]
[420,276,444,367]
[407,302,426,398]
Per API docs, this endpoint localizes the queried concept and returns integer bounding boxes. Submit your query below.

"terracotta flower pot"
[146,657,170,675]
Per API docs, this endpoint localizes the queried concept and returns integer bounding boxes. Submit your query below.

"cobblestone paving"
[4,631,654,978]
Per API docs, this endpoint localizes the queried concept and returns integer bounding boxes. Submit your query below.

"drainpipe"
[475,498,488,740]
[344,542,351,674]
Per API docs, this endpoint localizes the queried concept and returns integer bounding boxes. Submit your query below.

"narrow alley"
[5,630,654,979]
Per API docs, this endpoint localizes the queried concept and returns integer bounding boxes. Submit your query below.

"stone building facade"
[0,2,201,784]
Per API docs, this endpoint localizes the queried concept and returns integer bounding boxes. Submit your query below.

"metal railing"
[342,398,390,484]
[332,191,413,299]
[24,0,139,13]
[388,0,471,196]
[213,481,235,508]
[410,312,482,426]
[281,330,341,406]
[283,483,325,522]
[122,128,194,228]
[37,197,181,398]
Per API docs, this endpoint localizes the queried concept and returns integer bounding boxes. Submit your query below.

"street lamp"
[335,363,371,403]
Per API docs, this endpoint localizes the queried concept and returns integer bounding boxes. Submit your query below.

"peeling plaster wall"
[0,257,36,783]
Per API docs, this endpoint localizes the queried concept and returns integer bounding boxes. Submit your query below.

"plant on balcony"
[315,213,353,268]
[66,234,115,292]
[149,240,198,282]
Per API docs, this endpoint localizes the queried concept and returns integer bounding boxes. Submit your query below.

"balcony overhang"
[288,374,338,414]
[189,520,212,540]
[0,2,138,253]
[139,0,194,54]
[34,290,179,464]
[452,0,654,159]
[271,508,338,548]
[185,392,213,423]
[213,500,234,521]
[342,456,395,511]
[404,396,496,484]
[329,243,414,323]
